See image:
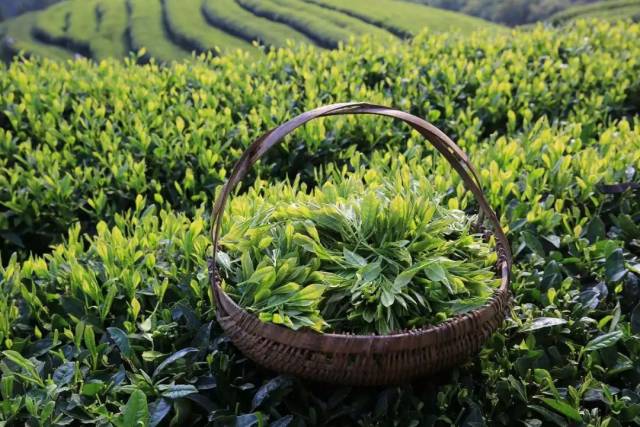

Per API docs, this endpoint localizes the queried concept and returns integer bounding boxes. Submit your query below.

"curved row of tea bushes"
[1,119,638,423]
[90,0,130,59]
[0,21,638,257]
[551,0,640,23]
[31,0,129,60]
[126,0,192,63]
[1,0,500,61]
[0,12,74,61]
[236,0,395,48]
[202,0,313,48]
[161,0,253,55]
[307,0,499,37]
[32,1,92,58]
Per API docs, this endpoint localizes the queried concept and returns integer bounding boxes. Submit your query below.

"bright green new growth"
[219,167,499,334]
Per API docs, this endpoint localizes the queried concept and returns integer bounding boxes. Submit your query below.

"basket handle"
[210,102,512,292]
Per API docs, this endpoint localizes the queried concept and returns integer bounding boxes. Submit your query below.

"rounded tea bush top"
[217,166,500,335]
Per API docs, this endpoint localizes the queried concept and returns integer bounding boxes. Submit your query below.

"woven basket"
[209,102,512,386]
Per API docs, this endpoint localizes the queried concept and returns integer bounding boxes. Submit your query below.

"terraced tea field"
[0,0,499,61]
[551,0,640,23]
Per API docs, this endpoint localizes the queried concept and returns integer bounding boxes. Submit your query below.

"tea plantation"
[0,0,497,62]
[551,0,640,23]
[1,18,640,426]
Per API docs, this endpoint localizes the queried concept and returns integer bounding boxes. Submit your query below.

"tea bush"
[1,115,639,424]
[201,0,313,49]
[0,11,73,61]
[0,20,639,257]
[126,0,192,63]
[235,0,394,49]
[161,0,252,55]
[33,0,128,60]
[305,0,499,37]
[550,0,640,23]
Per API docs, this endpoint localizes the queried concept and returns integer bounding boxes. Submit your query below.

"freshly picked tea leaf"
[219,167,500,334]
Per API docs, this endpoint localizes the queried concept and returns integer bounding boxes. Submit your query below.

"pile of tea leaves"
[217,166,500,334]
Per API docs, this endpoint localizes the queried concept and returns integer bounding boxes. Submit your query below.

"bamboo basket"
[209,102,512,386]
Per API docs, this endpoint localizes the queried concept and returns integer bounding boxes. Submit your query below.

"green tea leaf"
[605,249,627,282]
[149,398,171,427]
[122,389,149,427]
[520,317,567,332]
[540,398,581,422]
[251,376,292,410]
[161,384,198,399]
[425,263,446,283]
[52,362,75,386]
[107,327,134,359]
[343,249,367,267]
[360,261,382,283]
[2,350,36,373]
[523,231,545,257]
[631,303,640,334]
[393,270,416,291]
[81,381,104,396]
[153,348,198,378]
[381,290,395,308]
[583,330,623,352]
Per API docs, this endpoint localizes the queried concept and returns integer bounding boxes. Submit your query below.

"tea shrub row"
[201,0,313,49]
[0,21,638,257]
[160,0,253,56]
[305,0,498,37]
[550,0,640,23]
[33,0,129,60]
[0,11,74,61]
[126,0,193,63]
[1,0,499,62]
[235,0,395,49]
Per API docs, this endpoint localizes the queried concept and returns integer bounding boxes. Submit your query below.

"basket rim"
[209,254,510,354]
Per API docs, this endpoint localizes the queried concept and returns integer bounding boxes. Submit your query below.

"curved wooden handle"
[209,102,512,293]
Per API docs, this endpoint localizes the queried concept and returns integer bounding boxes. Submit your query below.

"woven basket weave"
[209,102,512,386]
